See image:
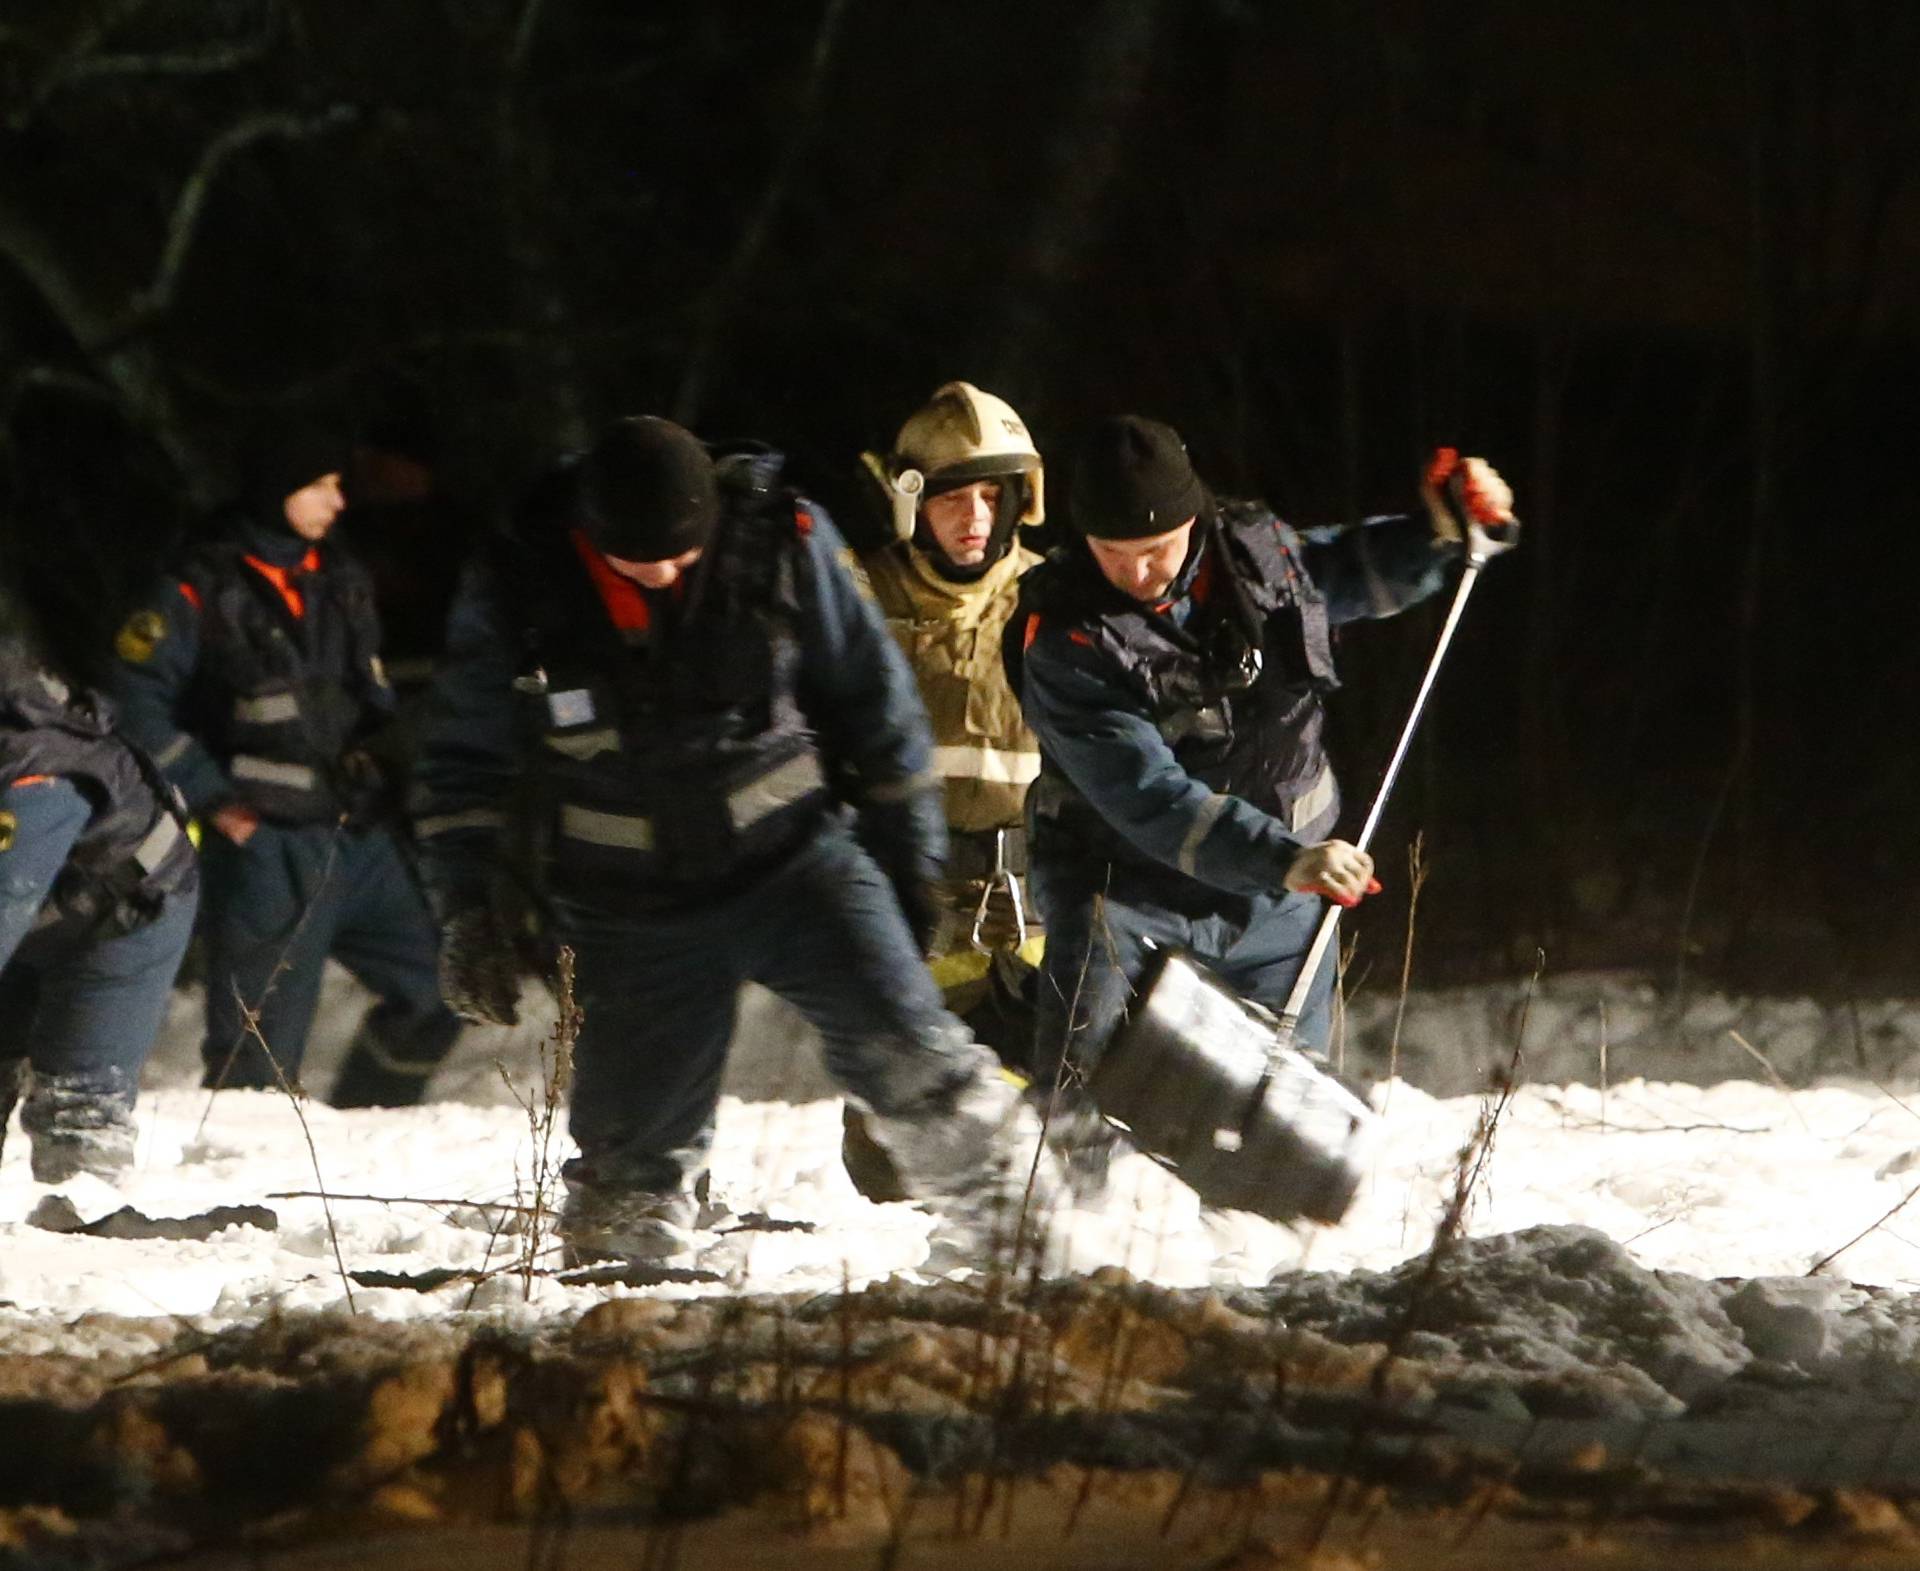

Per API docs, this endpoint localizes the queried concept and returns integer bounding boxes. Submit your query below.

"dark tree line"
[2,0,1917,994]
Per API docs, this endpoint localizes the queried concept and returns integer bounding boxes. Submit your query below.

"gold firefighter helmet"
[861,381,1045,543]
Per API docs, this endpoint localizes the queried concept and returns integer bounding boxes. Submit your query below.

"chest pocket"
[959,627,1026,745]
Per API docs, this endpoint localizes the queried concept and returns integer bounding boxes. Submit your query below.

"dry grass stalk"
[1381,832,1429,1113]
[1599,998,1610,1132]
[232,980,355,1314]
[1726,1028,1812,1136]
[194,822,345,1138]
[1333,929,1359,1075]
[493,944,578,1302]
[1304,949,1542,1556]
[1807,1180,1920,1277]
[264,1190,539,1213]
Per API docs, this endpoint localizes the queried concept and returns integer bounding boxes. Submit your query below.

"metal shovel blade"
[1088,950,1378,1225]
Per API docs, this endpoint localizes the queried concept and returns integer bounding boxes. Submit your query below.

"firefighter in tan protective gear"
[843,382,1049,1199]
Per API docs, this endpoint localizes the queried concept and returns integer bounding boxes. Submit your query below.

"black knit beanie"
[242,419,350,517]
[1071,415,1207,539]
[579,416,720,561]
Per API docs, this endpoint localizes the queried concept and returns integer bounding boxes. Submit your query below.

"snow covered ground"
[5,969,1920,1335]
[12,969,1920,1568]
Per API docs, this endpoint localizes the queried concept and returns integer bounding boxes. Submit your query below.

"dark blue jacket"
[412,446,947,917]
[1,639,197,956]
[109,517,395,825]
[1009,504,1456,899]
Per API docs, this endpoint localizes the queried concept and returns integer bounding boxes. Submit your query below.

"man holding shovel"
[1006,415,1515,1195]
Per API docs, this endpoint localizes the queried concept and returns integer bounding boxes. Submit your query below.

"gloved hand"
[854,790,946,955]
[897,876,944,956]
[439,905,521,1026]
[208,802,261,846]
[1284,840,1382,908]
[337,747,396,824]
[340,746,383,784]
[1421,451,1517,548]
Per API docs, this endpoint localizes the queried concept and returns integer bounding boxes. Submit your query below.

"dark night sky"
[2,0,1916,991]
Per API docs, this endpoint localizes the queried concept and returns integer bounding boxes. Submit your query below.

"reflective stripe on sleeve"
[727,752,826,833]
[230,756,318,792]
[558,804,654,851]
[154,733,195,768]
[414,808,509,839]
[1289,765,1335,834]
[929,743,1041,786]
[232,692,300,725]
[1177,793,1231,876]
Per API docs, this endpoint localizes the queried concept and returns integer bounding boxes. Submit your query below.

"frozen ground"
[9,969,1920,1566]
[5,970,1920,1326]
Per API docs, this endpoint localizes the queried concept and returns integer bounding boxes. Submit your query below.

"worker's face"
[283,474,346,541]
[920,480,1002,566]
[1085,518,1197,602]
[603,546,704,589]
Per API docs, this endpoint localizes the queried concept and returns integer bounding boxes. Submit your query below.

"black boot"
[330,1004,462,1109]
[557,1161,726,1268]
[840,1104,910,1203]
[21,1070,137,1184]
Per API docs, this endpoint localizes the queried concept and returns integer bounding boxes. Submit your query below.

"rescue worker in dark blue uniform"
[1008,415,1515,1189]
[1,629,199,1182]
[108,426,462,1106]
[414,416,1057,1265]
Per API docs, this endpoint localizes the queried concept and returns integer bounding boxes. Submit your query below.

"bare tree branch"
[66,28,278,88]
[7,0,154,130]
[141,102,359,319]
[984,0,1165,393]
[508,0,548,76]
[2,365,117,427]
[672,0,853,424]
[0,188,212,487]
[0,188,113,350]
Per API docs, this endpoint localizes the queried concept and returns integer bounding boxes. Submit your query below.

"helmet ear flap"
[1020,467,1045,528]
[860,450,924,543]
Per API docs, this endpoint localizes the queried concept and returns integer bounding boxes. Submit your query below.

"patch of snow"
[7,961,1920,1499]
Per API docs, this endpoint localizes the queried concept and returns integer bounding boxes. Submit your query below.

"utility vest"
[181,532,390,825]
[1020,502,1342,876]
[860,541,1041,837]
[0,656,196,937]
[507,481,834,908]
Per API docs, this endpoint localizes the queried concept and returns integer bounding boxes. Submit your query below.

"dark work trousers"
[0,780,197,1159]
[1028,854,1337,1094]
[199,819,460,1099]
[555,819,980,1197]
